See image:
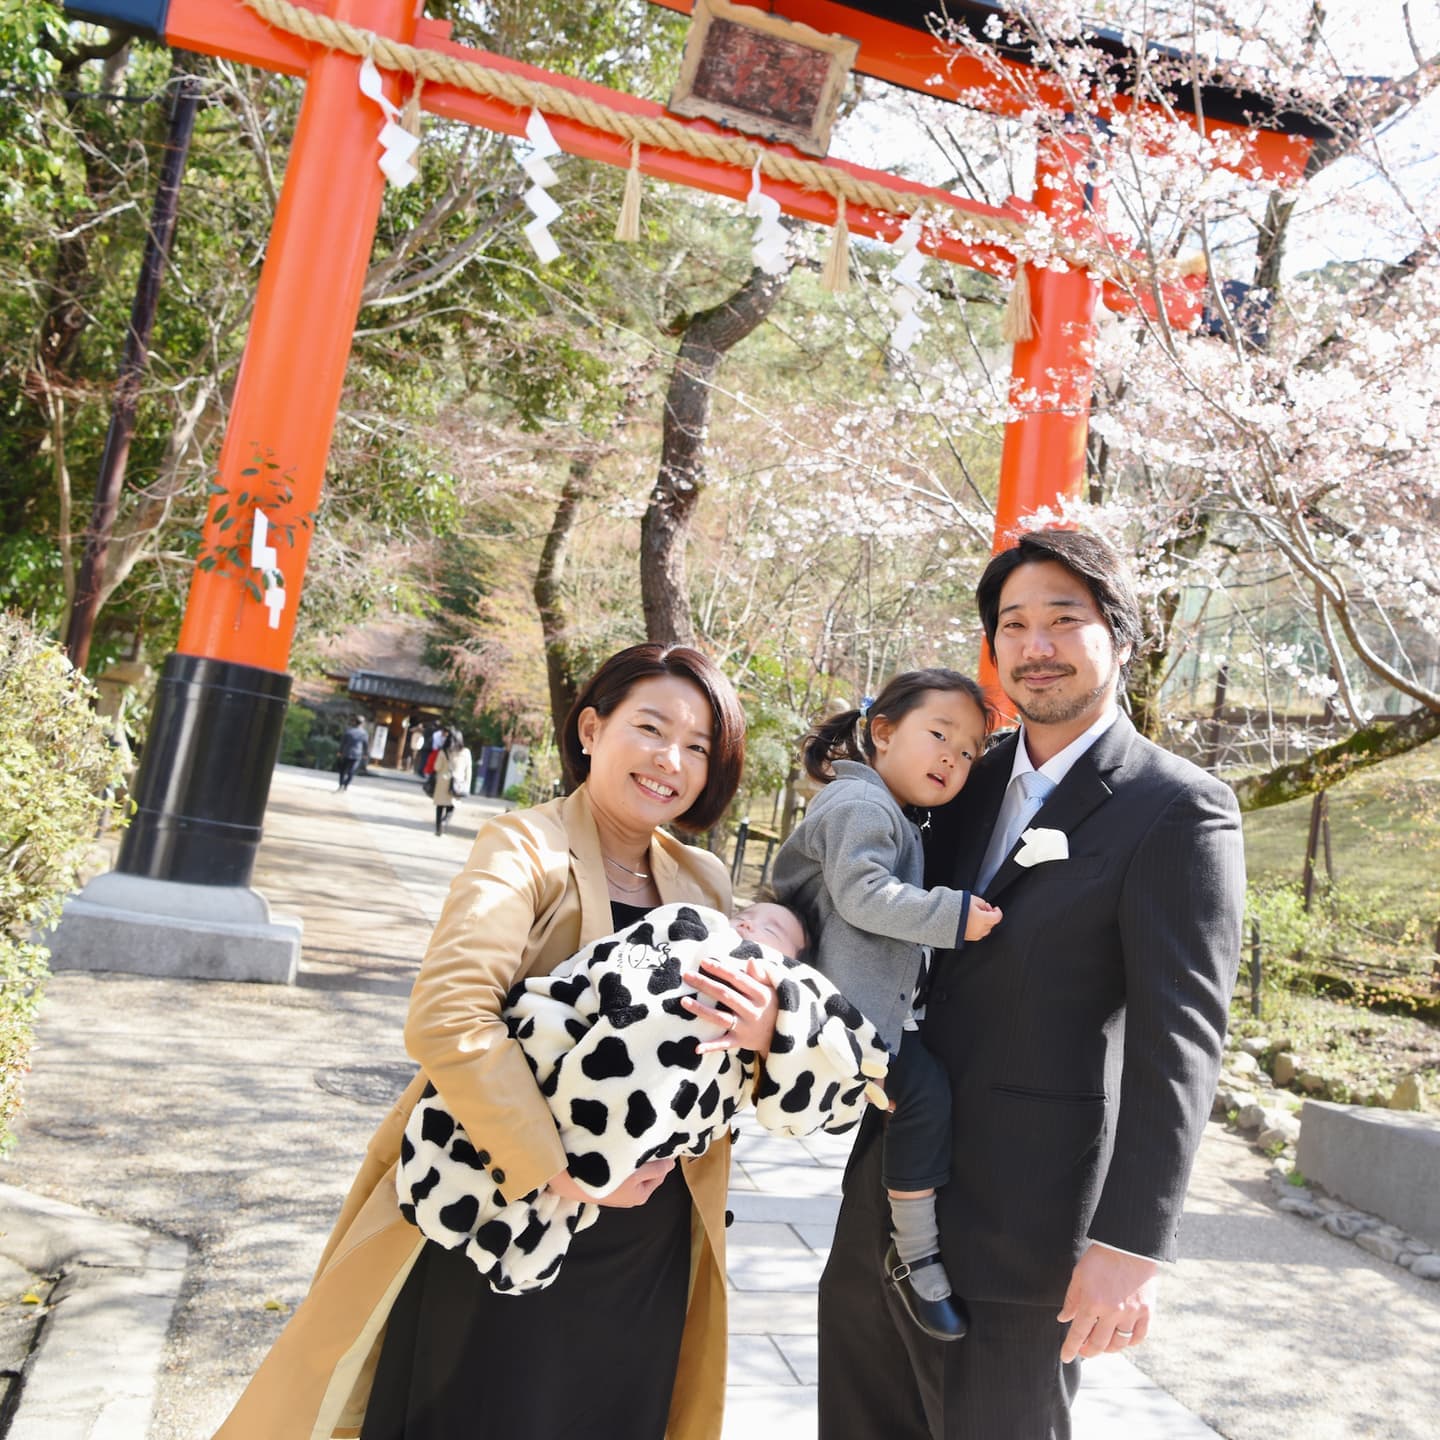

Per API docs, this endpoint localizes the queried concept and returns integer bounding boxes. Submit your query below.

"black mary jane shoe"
[884,1243,969,1342]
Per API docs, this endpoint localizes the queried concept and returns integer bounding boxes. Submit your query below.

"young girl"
[772,668,1000,1341]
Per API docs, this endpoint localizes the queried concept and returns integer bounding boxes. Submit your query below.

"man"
[336,715,370,791]
[817,528,1245,1438]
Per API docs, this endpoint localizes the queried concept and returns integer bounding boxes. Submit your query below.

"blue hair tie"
[859,695,874,718]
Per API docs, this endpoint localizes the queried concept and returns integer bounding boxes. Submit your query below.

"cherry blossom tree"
[901,0,1440,807]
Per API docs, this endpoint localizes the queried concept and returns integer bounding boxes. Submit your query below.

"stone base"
[44,871,302,985]
[1296,1100,1440,1249]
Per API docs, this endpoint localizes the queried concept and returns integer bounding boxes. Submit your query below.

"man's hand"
[1057,1243,1158,1361]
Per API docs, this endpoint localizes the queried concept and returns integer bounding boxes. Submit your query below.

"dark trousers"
[883,1028,952,1192]
[337,757,359,789]
[819,1117,1081,1440]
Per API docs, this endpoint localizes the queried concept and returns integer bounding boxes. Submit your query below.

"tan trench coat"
[431,745,471,808]
[215,787,734,1440]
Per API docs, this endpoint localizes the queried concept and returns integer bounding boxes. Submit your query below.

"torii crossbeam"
[51,0,1327,982]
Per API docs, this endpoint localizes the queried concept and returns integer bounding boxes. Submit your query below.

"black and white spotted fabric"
[396,903,890,1294]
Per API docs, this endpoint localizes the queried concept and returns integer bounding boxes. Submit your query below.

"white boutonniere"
[1014,827,1069,868]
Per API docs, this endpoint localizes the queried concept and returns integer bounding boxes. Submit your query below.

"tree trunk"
[1126,584,1181,742]
[66,70,201,671]
[641,262,792,645]
[1231,705,1440,813]
[533,370,658,746]
[1253,189,1295,300]
[1124,511,1210,741]
[1301,789,1328,911]
[533,452,592,746]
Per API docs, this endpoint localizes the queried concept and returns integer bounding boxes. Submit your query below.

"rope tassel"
[401,75,425,137]
[1001,263,1035,343]
[615,139,642,242]
[820,197,850,294]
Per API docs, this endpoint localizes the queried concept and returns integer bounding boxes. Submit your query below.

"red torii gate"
[53,0,1319,981]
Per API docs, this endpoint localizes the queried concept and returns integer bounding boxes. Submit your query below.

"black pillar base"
[118,653,292,888]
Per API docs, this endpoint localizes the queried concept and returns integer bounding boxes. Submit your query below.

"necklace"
[605,872,651,896]
[603,853,651,881]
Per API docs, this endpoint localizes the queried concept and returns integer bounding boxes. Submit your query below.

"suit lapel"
[984,713,1137,901]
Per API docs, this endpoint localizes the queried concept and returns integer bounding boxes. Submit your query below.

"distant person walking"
[411,722,431,775]
[431,729,472,835]
[337,716,369,791]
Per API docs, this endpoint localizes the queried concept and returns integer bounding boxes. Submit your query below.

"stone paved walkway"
[10,764,1435,1438]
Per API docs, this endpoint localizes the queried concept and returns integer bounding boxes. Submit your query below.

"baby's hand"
[965,897,1003,941]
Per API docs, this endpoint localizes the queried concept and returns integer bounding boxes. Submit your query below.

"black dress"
[361,901,692,1440]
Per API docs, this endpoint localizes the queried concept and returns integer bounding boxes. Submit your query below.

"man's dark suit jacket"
[918,711,1245,1306]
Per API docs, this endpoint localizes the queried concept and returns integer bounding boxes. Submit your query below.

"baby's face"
[732,902,806,959]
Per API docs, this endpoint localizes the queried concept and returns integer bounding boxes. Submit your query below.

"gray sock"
[890,1195,952,1301]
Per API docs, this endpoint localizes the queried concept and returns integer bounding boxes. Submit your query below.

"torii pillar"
[51,0,420,983]
[980,129,1100,701]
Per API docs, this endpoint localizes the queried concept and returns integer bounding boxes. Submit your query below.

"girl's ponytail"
[799,668,990,786]
[800,707,867,784]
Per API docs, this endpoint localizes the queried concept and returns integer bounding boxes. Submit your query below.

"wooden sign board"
[668,0,858,156]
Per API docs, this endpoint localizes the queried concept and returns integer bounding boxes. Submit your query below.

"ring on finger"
[1114,1329,1134,1339]
[725,1012,738,1033]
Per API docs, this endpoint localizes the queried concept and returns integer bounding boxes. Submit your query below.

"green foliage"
[197,450,311,604]
[732,685,806,801]
[0,533,65,627]
[278,702,315,765]
[0,612,128,1150]
[0,2,65,200]
[1245,882,1324,976]
[1247,875,1436,1007]
[1242,747,1439,1011]
[278,701,345,772]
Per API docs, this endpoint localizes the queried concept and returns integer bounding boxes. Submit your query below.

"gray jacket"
[771,761,971,1051]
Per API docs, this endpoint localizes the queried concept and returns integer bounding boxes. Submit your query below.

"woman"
[215,644,775,1440]
[430,728,471,835]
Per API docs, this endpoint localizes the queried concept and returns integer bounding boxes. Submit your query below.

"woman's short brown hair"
[561,644,746,833]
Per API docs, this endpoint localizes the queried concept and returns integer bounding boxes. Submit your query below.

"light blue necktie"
[975,769,1055,894]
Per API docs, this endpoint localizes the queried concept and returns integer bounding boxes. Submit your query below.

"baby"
[731,897,809,960]
[398,900,890,1294]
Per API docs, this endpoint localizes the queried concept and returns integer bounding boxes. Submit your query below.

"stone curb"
[1261,1167,1440,1278]
[1214,1051,1440,1288]
[0,1183,188,1440]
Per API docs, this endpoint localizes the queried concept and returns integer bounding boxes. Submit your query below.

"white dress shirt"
[1001,704,1119,800]
[975,707,1120,894]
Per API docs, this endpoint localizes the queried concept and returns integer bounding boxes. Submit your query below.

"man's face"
[992,559,1130,736]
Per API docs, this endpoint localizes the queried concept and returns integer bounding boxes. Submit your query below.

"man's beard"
[1009,663,1118,728]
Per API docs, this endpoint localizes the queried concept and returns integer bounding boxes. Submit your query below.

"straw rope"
[240,0,1201,295]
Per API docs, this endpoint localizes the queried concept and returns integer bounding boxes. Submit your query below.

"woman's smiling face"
[577,674,713,834]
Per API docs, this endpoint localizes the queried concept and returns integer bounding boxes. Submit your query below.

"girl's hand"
[681,955,780,1057]
[546,1157,675,1208]
[965,896,1003,942]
